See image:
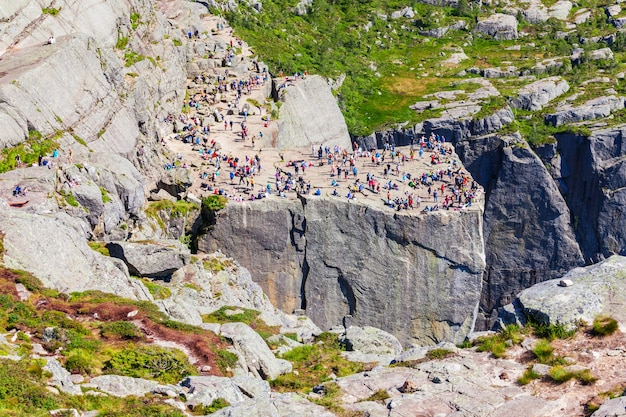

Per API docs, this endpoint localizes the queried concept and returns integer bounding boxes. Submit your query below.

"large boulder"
[476,14,518,40]
[181,376,248,409]
[106,240,190,279]
[517,255,626,328]
[591,396,626,417]
[510,77,570,111]
[84,375,172,397]
[0,207,149,299]
[276,75,352,150]
[45,358,82,395]
[341,326,403,356]
[220,322,292,380]
[546,96,625,126]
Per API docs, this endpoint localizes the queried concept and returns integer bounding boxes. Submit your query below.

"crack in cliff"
[295,194,309,310]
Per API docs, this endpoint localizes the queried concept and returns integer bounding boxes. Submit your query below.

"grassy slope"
[219,0,626,142]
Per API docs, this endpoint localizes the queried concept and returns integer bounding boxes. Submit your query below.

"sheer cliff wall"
[197,196,485,346]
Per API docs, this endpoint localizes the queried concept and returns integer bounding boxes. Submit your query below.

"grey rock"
[523,4,549,23]
[341,326,403,355]
[106,240,190,279]
[220,322,292,380]
[293,0,313,15]
[150,189,178,202]
[84,375,162,397]
[476,14,518,40]
[1,208,149,299]
[451,134,583,327]
[44,358,82,395]
[199,196,485,346]
[181,376,247,408]
[276,75,352,150]
[517,255,626,328]
[420,27,449,38]
[210,392,336,417]
[589,47,614,61]
[230,375,271,400]
[15,283,30,301]
[546,96,625,126]
[591,396,626,417]
[555,126,626,261]
[548,0,572,20]
[511,77,570,111]
[531,363,551,376]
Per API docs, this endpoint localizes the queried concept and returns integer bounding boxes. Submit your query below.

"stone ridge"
[199,194,485,346]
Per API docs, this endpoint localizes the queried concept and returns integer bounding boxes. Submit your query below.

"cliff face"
[454,134,584,327]
[198,197,485,346]
[553,128,626,262]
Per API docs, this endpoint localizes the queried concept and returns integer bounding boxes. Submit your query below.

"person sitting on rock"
[48,36,55,45]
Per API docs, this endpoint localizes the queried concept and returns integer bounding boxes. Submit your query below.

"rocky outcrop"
[553,127,626,261]
[341,326,403,356]
[476,14,518,40]
[275,75,352,150]
[591,396,626,417]
[546,96,625,126]
[220,322,292,380]
[513,256,626,328]
[106,240,190,279]
[510,77,570,111]
[211,392,336,417]
[199,196,485,346]
[0,205,150,300]
[451,133,584,327]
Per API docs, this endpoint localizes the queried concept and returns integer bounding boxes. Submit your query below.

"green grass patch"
[101,321,143,341]
[116,36,129,50]
[172,39,182,47]
[531,339,555,364]
[42,7,60,16]
[104,344,197,384]
[202,257,232,273]
[517,367,541,385]
[547,365,597,385]
[100,187,112,204]
[362,389,390,403]
[0,130,59,173]
[130,12,141,30]
[426,348,455,360]
[140,279,172,300]
[183,283,202,292]
[591,315,619,337]
[124,51,145,67]
[271,332,365,393]
[87,241,110,256]
[215,349,238,374]
[529,321,578,341]
[144,200,200,231]
[201,195,228,211]
[202,306,279,340]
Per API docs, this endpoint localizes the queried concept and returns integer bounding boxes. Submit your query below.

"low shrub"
[426,348,454,360]
[64,349,95,374]
[591,316,619,337]
[363,389,390,402]
[101,321,143,340]
[141,279,171,300]
[517,367,541,385]
[104,345,197,384]
[532,339,554,364]
[476,336,507,358]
